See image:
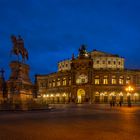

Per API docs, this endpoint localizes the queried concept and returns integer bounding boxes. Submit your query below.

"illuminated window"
[69,78,71,85]
[126,76,130,84]
[119,76,124,84]
[57,79,60,86]
[95,79,100,84]
[94,76,100,84]
[112,76,116,84]
[103,61,105,64]
[76,79,80,84]
[63,78,66,86]
[76,75,88,84]
[103,76,108,84]
[52,80,55,87]
[49,82,52,87]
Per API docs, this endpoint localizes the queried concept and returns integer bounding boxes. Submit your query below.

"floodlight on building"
[56,94,60,97]
[125,86,134,92]
[109,92,115,96]
[63,93,66,97]
[100,93,104,96]
[127,93,131,97]
[134,93,138,97]
[43,94,46,98]
[119,92,123,96]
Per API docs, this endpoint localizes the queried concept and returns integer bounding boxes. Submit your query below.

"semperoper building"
[36,45,140,104]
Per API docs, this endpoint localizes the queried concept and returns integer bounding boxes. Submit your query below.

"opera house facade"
[36,45,140,104]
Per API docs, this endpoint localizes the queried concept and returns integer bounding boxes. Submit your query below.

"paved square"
[0,104,140,140]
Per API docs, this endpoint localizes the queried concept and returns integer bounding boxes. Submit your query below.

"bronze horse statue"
[11,35,28,63]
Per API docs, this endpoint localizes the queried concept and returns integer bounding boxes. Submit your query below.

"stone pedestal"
[7,61,33,102]
[9,61,31,82]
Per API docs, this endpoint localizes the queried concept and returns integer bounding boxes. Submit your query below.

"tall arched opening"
[77,89,85,103]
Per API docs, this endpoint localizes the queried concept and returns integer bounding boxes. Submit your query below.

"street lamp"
[125,85,134,106]
[125,86,134,93]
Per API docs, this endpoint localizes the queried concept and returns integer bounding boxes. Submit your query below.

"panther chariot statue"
[10,35,28,63]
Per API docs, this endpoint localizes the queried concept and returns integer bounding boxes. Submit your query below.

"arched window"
[103,76,108,84]
[112,76,116,84]
[126,76,130,84]
[57,78,60,86]
[63,78,67,86]
[95,76,100,84]
[52,80,55,87]
[119,76,124,84]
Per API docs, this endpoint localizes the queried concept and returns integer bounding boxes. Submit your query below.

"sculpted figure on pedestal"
[11,35,28,63]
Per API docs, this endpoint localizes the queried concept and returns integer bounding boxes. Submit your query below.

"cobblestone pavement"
[0,104,140,140]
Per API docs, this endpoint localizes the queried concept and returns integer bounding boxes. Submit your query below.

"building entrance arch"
[77,89,85,103]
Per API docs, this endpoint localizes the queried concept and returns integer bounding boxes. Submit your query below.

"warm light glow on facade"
[109,92,114,96]
[100,93,104,96]
[36,46,140,104]
[119,92,123,96]
[43,94,46,98]
[56,94,60,97]
[125,86,134,92]
[127,93,131,96]
[63,93,66,97]
[134,93,138,97]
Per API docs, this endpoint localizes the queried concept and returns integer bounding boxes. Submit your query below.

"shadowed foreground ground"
[0,104,140,140]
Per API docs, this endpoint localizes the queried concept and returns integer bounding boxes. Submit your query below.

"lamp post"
[125,86,134,107]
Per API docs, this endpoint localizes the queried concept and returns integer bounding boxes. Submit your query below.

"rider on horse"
[11,35,28,63]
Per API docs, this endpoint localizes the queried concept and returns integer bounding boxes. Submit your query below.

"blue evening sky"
[0,0,140,81]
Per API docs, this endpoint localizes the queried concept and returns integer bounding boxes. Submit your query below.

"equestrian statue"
[11,35,28,63]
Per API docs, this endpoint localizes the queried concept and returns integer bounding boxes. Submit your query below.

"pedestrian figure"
[110,100,112,107]
[112,100,115,107]
[119,101,122,107]
[128,101,131,107]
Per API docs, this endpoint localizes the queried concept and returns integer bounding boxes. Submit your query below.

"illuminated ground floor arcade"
[41,89,140,104]
[93,91,140,103]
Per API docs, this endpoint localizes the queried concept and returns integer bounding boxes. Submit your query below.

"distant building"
[36,45,140,104]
